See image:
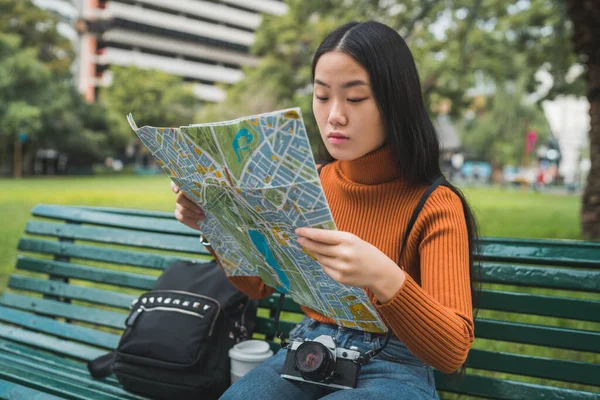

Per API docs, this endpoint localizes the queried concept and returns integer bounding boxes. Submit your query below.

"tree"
[0,0,74,75]
[461,76,550,166]
[101,66,200,153]
[565,0,600,239]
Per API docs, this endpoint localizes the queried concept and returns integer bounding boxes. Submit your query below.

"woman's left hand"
[295,227,404,297]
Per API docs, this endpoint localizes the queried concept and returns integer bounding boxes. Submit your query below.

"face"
[313,51,386,161]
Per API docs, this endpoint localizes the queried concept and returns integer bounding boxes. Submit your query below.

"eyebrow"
[314,79,370,89]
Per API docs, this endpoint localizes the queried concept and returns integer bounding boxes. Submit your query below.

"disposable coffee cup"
[229,340,273,383]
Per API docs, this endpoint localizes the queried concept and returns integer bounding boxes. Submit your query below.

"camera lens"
[294,341,335,382]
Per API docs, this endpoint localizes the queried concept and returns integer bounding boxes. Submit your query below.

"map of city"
[128,108,386,333]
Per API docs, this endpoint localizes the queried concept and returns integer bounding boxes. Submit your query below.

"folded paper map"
[128,108,386,332]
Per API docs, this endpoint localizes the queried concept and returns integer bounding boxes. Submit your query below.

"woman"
[173,20,477,399]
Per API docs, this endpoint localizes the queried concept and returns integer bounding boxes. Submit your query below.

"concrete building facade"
[36,0,288,103]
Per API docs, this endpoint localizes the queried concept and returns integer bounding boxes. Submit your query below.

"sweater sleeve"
[373,187,475,373]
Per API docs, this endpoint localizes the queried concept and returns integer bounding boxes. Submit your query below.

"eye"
[348,98,367,103]
[315,96,329,102]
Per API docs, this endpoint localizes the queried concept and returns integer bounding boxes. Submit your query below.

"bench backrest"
[1,204,599,399]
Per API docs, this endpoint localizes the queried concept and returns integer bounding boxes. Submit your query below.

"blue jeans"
[221,317,440,399]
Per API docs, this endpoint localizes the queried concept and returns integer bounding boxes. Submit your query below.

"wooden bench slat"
[258,293,303,313]
[478,237,600,268]
[0,339,100,373]
[479,263,600,291]
[16,256,156,290]
[9,276,136,309]
[476,319,600,353]
[0,362,133,400]
[25,221,209,255]
[80,205,174,219]
[0,339,120,385]
[467,349,600,386]
[479,289,600,322]
[0,293,126,330]
[0,378,65,400]
[0,306,119,349]
[32,204,198,236]
[0,351,144,400]
[0,325,105,361]
[18,238,206,270]
[434,372,599,400]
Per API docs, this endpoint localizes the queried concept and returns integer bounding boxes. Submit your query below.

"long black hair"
[312,20,480,346]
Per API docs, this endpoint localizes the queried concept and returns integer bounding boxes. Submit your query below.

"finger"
[297,236,338,258]
[170,180,180,194]
[176,203,205,221]
[176,192,204,214]
[295,227,346,245]
[174,208,202,231]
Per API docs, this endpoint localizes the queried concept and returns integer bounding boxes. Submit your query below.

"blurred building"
[36,0,288,103]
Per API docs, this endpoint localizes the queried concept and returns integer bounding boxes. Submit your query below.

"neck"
[338,144,402,185]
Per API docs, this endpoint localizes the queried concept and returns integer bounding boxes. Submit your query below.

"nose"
[327,100,347,127]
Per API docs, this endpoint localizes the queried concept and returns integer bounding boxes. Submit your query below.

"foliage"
[101,66,200,150]
[198,0,584,167]
[0,0,111,170]
[0,0,74,75]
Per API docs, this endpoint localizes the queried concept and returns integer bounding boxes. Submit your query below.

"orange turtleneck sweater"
[227,145,474,373]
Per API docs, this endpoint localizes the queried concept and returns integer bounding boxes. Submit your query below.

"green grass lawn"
[0,175,582,293]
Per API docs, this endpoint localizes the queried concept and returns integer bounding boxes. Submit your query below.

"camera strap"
[274,175,446,360]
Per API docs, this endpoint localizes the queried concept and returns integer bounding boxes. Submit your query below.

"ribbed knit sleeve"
[373,187,474,373]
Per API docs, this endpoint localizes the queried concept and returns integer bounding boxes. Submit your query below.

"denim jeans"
[220,317,440,399]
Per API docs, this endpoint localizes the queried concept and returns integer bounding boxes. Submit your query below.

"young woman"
[172,20,477,400]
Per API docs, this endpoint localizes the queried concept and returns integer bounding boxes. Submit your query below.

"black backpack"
[88,260,258,400]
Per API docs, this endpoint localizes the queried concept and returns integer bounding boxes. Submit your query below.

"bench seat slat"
[79,205,173,219]
[0,325,105,361]
[467,349,600,386]
[479,289,600,322]
[479,263,600,291]
[0,293,126,330]
[475,319,600,353]
[0,362,133,400]
[16,256,156,290]
[0,339,119,386]
[0,352,144,400]
[0,306,119,349]
[8,275,136,309]
[0,378,65,400]
[25,221,209,255]
[434,372,599,400]
[478,237,600,268]
[257,316,600,353]
[32,204,199,236]
[18,238,207,270]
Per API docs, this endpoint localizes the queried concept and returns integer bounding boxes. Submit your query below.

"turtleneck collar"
[337,144,402,185]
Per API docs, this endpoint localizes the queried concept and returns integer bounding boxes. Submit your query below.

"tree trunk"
[566,0,600,239]
[582,64,599,239]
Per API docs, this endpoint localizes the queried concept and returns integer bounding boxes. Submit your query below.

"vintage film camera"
[280,334,362,390]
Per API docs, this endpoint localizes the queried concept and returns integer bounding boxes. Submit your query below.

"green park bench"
[0,204,598,399]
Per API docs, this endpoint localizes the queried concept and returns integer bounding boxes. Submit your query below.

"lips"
[327,132,349,145]
[328,132,348,139]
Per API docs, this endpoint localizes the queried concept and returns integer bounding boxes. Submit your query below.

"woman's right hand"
[171,181,205,231]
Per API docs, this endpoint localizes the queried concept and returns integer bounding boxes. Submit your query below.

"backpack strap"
[88,351,116,378]
[398,176,446,264]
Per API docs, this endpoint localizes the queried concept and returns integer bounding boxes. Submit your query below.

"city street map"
[128,108,386,332]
